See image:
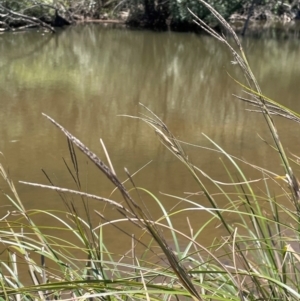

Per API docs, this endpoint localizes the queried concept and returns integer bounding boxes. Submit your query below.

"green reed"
[1,2,300,300]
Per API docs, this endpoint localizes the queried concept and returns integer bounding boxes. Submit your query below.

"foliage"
[0,0,56,32]
[1,1,300,301]
[170,0,243,25]
[1,0,300,31]
[0,0,54,17]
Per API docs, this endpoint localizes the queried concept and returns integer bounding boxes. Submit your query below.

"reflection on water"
[0,25,300,249]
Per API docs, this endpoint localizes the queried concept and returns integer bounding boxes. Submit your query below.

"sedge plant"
[0,1,300,301]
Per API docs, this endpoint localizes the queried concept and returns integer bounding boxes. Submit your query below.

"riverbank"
[1,1,300,34]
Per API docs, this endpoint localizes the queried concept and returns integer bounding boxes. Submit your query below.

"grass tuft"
[0,2,300,300]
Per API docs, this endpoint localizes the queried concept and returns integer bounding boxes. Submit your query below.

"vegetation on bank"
[1,2,300,301]
[0,0,300,32]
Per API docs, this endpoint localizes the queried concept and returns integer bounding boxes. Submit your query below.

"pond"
[0,24,300,252]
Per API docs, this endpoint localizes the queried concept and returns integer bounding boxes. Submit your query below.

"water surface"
[1,25,300,251]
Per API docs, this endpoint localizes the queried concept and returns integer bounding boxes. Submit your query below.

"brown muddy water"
[0,24,300,255]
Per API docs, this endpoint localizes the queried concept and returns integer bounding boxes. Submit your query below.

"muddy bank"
[1,1,300,35]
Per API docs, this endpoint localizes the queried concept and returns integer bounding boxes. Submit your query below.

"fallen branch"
[0,4,55,33]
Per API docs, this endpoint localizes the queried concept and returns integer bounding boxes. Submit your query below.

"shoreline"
[1,8,300,36]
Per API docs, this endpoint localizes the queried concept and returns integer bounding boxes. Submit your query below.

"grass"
[1,1,300,300]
